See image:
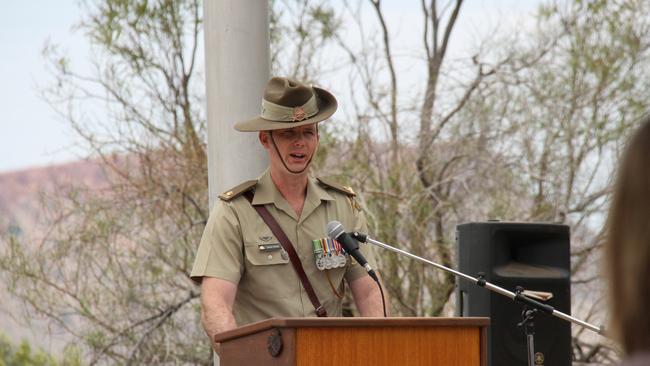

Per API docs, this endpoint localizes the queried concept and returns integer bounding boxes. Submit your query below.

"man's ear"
[259,131,269,148]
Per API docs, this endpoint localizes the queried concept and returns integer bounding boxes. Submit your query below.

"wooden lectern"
[215,317,489,365]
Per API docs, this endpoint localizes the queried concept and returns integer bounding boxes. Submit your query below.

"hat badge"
[292,106,306,121]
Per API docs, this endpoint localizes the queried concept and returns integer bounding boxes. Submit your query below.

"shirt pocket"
[243,229,290,266]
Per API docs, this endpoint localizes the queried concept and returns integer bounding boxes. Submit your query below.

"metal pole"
[203,2,270,364]
[204,0,269,208]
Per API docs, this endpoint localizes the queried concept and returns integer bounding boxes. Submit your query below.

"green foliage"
[310,5,338,39]
[505,0,650,223]
[59,346,82,366]
[0,332,80,366]
[270,0,341,79]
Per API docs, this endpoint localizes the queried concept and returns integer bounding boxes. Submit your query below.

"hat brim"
[234,87,337,132]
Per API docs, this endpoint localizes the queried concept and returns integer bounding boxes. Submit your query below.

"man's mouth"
[289,153,306,159]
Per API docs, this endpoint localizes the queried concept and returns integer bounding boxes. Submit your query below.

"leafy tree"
[313,0,650,362]
[3,0,208,363]
[0,0,343,364]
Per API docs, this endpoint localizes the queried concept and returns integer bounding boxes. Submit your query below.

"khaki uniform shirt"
[191,169,377,326]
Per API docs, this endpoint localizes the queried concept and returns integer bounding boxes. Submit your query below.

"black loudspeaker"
[456,221,571,366]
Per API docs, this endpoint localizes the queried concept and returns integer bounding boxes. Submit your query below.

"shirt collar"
[251,169,278,205]
[252,169,335,206]
[307,174,335,203]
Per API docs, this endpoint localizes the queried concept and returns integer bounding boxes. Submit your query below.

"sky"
[0,2,89,173]
[0,0,542,174]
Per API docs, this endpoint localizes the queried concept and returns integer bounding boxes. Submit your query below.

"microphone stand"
[350,232,604,366]
[517,288,538,366]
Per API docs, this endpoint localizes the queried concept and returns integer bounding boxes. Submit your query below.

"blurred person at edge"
[605,115,650,365]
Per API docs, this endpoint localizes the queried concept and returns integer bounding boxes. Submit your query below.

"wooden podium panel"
[215,317,489,366]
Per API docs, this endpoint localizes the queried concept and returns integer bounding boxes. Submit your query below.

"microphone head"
[326,220,345,240]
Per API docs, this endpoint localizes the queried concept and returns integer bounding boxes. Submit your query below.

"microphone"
[326,221,378,282]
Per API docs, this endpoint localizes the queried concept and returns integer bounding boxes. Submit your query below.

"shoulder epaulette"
[218,180,257,201]
[316,177,356,197]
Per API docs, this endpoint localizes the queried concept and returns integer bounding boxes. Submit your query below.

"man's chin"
[285,163,310,174]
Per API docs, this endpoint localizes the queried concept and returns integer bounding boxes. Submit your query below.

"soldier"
[191,77,387,352]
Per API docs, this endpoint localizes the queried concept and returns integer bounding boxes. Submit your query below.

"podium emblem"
[267,328,283,357]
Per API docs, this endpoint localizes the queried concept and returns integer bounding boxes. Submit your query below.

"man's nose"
[292,132,309,144]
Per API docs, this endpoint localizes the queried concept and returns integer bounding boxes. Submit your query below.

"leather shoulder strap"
[243,191,327,317]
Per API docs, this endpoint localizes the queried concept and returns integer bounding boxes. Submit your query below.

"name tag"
[258,243,281,252]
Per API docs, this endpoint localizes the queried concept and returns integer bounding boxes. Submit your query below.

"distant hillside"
[0,159,109,232]
[0,159,109,350]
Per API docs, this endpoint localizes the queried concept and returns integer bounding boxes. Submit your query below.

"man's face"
[260,124,319,175]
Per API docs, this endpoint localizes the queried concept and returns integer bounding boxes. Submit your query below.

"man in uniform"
[191,77,386,351]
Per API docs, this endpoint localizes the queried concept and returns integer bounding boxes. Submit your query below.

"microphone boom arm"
[349,232,605,335]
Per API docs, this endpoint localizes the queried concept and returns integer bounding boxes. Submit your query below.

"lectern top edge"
[214,316,490,342]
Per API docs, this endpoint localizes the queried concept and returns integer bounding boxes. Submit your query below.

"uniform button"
[267,254,273,260]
